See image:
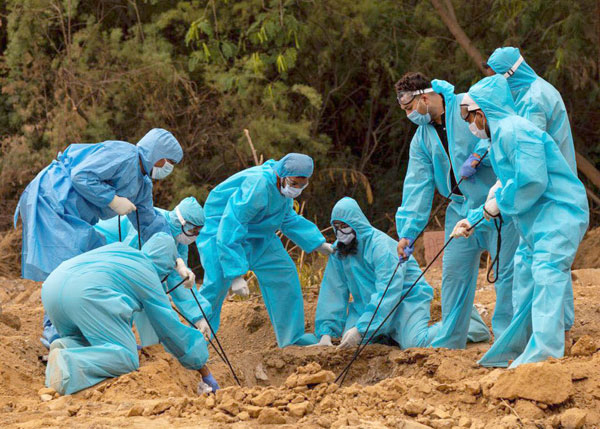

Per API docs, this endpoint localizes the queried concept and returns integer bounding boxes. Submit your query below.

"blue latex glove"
[459,153,481,178]
[202,374,220,393]
[399,237,414,263]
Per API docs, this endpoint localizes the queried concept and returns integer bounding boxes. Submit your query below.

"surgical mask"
[280,179,307,199]
[469,121,488,139]
[175,233,198,245]
[335,226,356,245]
[151,161,174,180]
[407,99,431,126]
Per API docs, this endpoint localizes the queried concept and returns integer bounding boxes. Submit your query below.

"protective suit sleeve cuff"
[466,206,485,226]
[101,190,117,207]
[304,236,326,253]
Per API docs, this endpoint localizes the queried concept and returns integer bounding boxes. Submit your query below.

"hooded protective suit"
[395,80,519,348]
[15,128,183,282]
[487,47,576,172]
[465,75,588,368]
[316,198,438,348]
[197,153,325,347]
[42,233,209,395]
[95,197,208,345]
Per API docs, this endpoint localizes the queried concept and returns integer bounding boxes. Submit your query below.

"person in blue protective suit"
[393,72,520,349]
[197,153,333,348]
[455,75,589,368]
[95,196,206,346]
[482,47,577,173]
[42,232,217,395]
[313,197,439,349]
[14,128,183,349]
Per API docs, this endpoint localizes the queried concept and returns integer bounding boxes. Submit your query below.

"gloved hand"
[108,195,136,215]
[337,327,362,350]
[459,153,482,178]
[195,318,210,341]
[175,258,196,289]
[397,237,414,262]
[483,198,500,221]
[450,219,473,238]
[486,179,502,202]
[308,334,333,347]
[202,373,220,393]
[316,243,334,255]
[231,276,249,298]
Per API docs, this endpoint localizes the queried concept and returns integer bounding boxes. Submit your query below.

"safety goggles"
[459,94,481,121]
[397,88,434,107]
[176,206,202,237]
[285,177,309,189]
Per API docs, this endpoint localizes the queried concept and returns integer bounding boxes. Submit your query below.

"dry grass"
[0,227,21,277]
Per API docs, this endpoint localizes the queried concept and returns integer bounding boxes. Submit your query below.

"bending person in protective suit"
[15,128,183,348]
[197,153,333,347]
[455,75,588,368]
[42,233,216,395]
[95,196,205,346]
[394,73,520,349]
[314,197,439,349]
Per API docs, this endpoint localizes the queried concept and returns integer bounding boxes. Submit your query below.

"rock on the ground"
[251,389,277,407]
[560,408,587,429]
[571,335,597,356]
[255,363,269,381]
[127,405,144,417]
[514,400,545,420]
[40,394,53,402]
[257,407,286,425]
[488,362,573,404]
[288,401,311,417]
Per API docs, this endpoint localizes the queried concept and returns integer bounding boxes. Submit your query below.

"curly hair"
[394,72,432,93]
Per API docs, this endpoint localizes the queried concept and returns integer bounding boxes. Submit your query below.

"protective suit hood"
[431,79,455,99]
[167,197,205,236]
[141,232,178,278]
[331,197,372,240]
[137,129,183,175]
[487,47,537,94]
[273,153,314,178]
[467,75,517,131]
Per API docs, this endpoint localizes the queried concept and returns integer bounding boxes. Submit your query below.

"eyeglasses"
[181,223,202,237]
[460,105,481,121]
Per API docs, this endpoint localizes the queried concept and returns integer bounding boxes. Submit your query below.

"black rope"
[135,210,141,250]
[118,215,122,242]
[486,215,503,284]
[335,217,486,386]
[166,276,188,295]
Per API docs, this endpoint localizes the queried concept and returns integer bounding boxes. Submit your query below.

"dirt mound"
[2,269,600,428]
[574,227,600,269]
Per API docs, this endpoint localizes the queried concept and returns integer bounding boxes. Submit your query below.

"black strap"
[486,216,503,284]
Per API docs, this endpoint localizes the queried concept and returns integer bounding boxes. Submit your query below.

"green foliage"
[0,0,598,230]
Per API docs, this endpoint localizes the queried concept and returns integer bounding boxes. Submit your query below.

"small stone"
[217,398,240,416]
[464,380,481,395]
[251,390,277,407]
[458,416,471,427]
[514,400,544,420]
[431,408,451,419]
[38,387,57,396]
[560,408,587,429]
[205,395,216,408]
[500,415,519,427]
[257,407,286,425]
[127,405,144,417]
[403,400,426,416]
[255,363,269,381]
[40,394,53,402]
[244,405,263,418]
[571,335,597,356]
[288,401,310,417]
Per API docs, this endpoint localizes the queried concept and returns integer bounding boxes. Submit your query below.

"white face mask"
[280,178,307,199]
[175,233,198,245]
[469,120,488,139]
[335,226,356,245]
[151,161,174,180]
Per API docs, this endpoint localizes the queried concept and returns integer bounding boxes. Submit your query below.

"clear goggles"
[397,87,434,106]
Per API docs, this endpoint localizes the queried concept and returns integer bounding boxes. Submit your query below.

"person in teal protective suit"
[394,72,520,349]
[197,153,334,348]
[95,196,207,346]
[14,128,183,348]
[482,47,578,334]
[314,197,439,349]
[456,75,588,368]
[42,233,214,395]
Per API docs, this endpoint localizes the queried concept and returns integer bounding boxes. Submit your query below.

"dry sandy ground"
[1,250,600,428]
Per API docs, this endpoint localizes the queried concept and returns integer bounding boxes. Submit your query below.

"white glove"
[337,327,362,350]
[308,335,333,347]
[450,219,473,239]
[316,243,334,255]
[108,195,136,215]
[231,276,249,298]
[483,198,500,221]
[195,318,210,341]
[486,180,502,202]
[175,258,196,289]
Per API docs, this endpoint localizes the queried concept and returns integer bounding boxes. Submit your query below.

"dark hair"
[335,239,358,257]
[394,72,432,93]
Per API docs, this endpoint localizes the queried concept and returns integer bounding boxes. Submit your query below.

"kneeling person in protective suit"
[95,196,209,346]
[197,153,333,348]
[42,232,217,395]
[313,197,439,349]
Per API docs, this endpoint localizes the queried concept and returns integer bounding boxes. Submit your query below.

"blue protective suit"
[487,47,577,173]
[42,233,209,395]
[197,154,325,347]
[15,128,183,282]
[395,79,520,349]
[95,197,208,346]
[465,75,589,368]
[315,198,438,348]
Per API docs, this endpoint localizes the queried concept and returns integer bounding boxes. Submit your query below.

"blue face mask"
[407,99,431,126]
